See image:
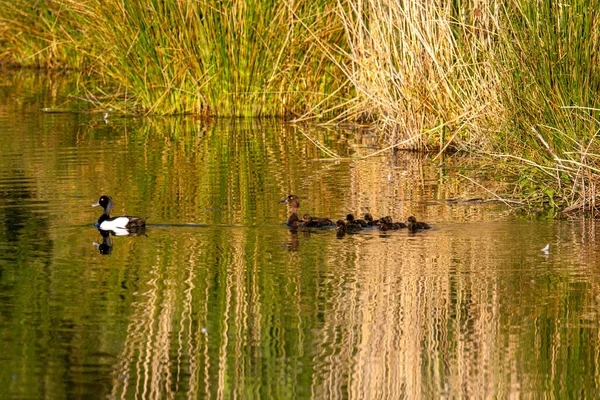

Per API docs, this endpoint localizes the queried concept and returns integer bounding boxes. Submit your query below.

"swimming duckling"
[279,194,334,227]
[364,213,380,226]
[92,195,147,231]
[302,213,335,228]
[379,216,407,231]
[336,219,363,236]
[346,214,367,227]
[406,215,431,233]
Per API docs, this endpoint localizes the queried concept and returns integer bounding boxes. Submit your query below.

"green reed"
[491,0,600,213]
[67,0,351,116]
[0,0,87,68]
[1,0,600,212]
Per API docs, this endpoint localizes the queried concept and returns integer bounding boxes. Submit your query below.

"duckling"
[363,213,380,227]
[407,215,431,233]
[92,195,147,231]
[279,194,334,227]
[346,214,367,227]
[336,219,362,236]
[379,216,407,231]
[302,213,335,228]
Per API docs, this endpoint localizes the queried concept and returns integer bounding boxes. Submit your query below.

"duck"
[279,194,334,227]
[379,216,407,231]
[336,219,363,236]
[407,216,431,233]
[346,214,367,227]
[302,213,335,228]
[363,213,380,227]
[92,195,147,231]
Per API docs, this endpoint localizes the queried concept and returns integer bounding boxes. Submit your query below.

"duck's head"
[336,220,346,228]
[92,195,114,214]
[364,213,373,223]
[279,194,300,208]
[346,214,355,222]
[407,216,417,223]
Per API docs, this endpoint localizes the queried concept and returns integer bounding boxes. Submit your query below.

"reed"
[0,0,87,68]
[63,0,352,116]
[331,0,503,150]
[1,0,600,212]
[490,0,600,213]
[332,0,600,212]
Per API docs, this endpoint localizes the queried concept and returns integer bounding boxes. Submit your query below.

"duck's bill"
[278,199,288,204]
[92,201,100,207]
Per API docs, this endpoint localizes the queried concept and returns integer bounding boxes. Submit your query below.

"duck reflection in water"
[93,230,113,255]
[92,226,147,255]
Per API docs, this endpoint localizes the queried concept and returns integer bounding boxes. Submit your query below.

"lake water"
[2,71,600,398]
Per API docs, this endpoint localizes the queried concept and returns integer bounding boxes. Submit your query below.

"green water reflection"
[1,72,600,399]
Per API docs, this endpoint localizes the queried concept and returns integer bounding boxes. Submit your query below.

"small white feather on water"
[541,244,550,254]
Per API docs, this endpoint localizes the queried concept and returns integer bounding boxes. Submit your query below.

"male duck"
[279,194,334,227]
[92,195,147,231]
[407,215,431,233]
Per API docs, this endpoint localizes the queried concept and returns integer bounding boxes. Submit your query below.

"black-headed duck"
[92,195,147,231]
[346,214,367,227]
[379,216,407,231]
[407,215,431,232]
[336,219,363,236]
[279,194,334,227]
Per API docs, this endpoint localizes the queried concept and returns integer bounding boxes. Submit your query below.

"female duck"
[92,195,147,230]
[279,194,334,227]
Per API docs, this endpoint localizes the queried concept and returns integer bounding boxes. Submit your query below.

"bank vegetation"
[1,0,599,214]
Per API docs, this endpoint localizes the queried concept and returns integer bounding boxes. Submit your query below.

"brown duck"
[279,194,334,227]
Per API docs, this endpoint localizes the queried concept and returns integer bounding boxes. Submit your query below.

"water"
[1,71,600,398]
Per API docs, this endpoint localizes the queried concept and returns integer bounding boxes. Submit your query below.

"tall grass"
[333,0,502,150]
[332,0,600,212]
[65,0,351,116]
[1,0,600,212]
[491,0,600,213]
[0,0,86,68]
